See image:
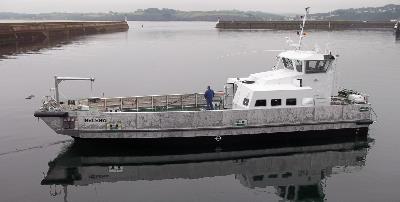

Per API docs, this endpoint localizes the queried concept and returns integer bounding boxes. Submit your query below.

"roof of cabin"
[244,83,312,92]
[279,50,326,61]
[249,69,302,81]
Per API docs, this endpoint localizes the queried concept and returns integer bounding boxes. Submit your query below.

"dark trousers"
[206,99,214,110]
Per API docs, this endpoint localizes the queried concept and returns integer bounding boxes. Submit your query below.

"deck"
[60,92,225,112]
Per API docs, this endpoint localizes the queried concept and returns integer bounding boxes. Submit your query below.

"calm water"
[0,21,399,202]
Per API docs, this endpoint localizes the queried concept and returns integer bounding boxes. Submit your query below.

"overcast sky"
[1,0,399,14]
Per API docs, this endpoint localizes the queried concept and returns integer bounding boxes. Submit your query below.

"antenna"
[297,7,310,50]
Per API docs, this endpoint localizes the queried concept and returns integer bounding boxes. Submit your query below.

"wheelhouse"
[226,50,337,110]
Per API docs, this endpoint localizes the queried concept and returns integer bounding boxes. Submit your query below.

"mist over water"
[0,22,399,201]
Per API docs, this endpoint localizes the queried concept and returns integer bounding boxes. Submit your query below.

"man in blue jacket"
[204,86,215,110]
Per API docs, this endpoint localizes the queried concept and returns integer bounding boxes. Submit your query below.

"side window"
[243,98,249,106]
[286,98,297,106]
[295,60,302,72]
[305,60,331,73]
[271,99,282,106]
[255,100,267,107]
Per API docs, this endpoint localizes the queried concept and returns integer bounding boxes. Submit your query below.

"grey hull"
[38,104,373,139]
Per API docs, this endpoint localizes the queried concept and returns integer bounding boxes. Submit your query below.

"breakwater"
[216,20,396,30]
[0,21,129,45]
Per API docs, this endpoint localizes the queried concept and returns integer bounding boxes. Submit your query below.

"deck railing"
[83,92,224,112]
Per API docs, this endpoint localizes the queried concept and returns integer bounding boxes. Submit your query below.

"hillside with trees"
[0,4,399,21]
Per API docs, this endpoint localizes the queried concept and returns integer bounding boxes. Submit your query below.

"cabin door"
[224,83,235,109]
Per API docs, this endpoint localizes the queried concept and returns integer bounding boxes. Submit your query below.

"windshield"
[282,58,294,70]
[282,58,302,72]
[294,60,302,72]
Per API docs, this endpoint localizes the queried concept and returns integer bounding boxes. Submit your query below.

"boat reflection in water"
[42,136,372,201]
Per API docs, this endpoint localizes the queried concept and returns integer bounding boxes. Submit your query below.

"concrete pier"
[216,20,396,30]
[0,21,129,45]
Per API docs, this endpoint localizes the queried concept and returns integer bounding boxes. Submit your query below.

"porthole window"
[243,98,249,106]
[255,99,267,107]
[271,99,282,106]
[286,98,297,106]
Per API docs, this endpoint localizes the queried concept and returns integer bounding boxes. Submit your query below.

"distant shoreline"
[0,4,399,22]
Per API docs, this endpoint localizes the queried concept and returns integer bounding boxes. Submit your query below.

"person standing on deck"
[204,86,215,110]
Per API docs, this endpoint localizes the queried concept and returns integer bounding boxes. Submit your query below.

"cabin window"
[295,60,302,72]
[305,60,332,73]
[271,99,282,106]
[282,58,294,70]
[253,175,264,181]
[242,80,255,84]
[255,99,267,107]
[286,98,297,106]
[282,172,293,178]
[243,98,249,106]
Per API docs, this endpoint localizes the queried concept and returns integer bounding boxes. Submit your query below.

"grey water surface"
[0,21,399,202]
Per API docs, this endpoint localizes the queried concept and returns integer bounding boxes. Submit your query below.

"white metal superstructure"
[227,50,336,110]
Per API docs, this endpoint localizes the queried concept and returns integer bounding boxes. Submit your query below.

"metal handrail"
[87,92,224,112]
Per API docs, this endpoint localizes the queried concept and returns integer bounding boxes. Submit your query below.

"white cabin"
[224,50,336,109]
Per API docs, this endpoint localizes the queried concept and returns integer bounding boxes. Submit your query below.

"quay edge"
[216,20,396,30]
[0,21,129,45]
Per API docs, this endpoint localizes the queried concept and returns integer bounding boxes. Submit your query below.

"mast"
[297,7,310,50]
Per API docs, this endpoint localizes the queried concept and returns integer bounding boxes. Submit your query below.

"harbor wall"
[0,21,129,45]
[216,20,396,30]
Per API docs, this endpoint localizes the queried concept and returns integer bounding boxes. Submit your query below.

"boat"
[34,7,374,141]
[41,139,370,201]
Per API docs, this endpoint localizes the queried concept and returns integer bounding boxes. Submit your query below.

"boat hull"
[68,128,369,148]
[36,104,373,140]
